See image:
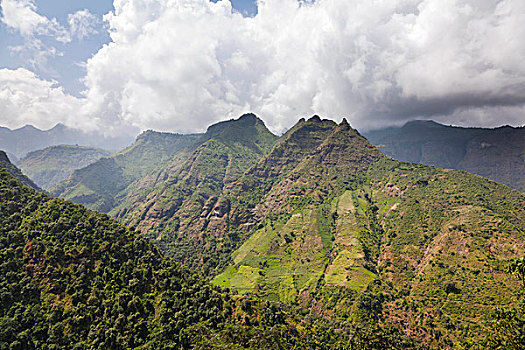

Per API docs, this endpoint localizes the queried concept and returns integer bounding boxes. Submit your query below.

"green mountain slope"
[207,118,525,348]
[0,154,422,349]
[0,150,39,190]
[115,114,279,273]
[365,120,525,192]
[51,131,200,212]
[18,145,110,190]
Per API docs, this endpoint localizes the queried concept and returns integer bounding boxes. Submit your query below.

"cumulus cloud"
[3,0,525,134]
[0,68,86,130]
[1,0,70,41]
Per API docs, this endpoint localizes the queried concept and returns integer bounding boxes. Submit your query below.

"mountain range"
[48,114,525,348]
[0,123,134,160]
[4,114,519,348]
[365,120,525,192]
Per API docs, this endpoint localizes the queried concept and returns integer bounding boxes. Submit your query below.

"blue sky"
[0,0,257,96]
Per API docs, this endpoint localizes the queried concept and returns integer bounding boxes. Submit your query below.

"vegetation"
[44,114,525,348]
[0,156,423,349]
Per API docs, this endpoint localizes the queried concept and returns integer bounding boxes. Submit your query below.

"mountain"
[207,118,525,348]
[102,115,524,348]
[51,131,200,213]
[114,113,279,271]
[45,114,525,347]
[0,123,134,159]
[364,120,525,192]
[0,151,421,349]
[0,150,39,190]
[18,145,110,190]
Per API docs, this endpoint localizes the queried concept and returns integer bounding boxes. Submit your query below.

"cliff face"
[365,121,525,192]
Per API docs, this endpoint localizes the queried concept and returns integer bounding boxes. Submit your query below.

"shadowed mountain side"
[365,120,525,192]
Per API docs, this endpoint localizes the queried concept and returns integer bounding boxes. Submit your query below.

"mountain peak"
[49,123,67,131]
[16,124,40,132]
[404,119,443,128]
[0,151,9,163]
[203,114,275,144]
[238,113,260,123]
[308,115,322,123]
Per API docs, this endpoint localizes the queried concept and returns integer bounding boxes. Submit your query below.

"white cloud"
[2,0,525,134]
[68,9,99,40]
[79,0,525,133]
[0,68,86,130]
[0,0,70,41]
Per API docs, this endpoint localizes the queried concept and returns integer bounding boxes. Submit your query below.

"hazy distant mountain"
[18,145,111,190]
[0,123,135,159]
[0,150,39,190]
[364,120,525,192]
